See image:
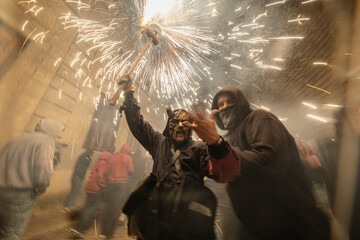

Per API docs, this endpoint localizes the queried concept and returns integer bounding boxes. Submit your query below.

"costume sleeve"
[123,92,163,157]
[34,141,55,193]
[208,118,291,183]
[207,139,241,183]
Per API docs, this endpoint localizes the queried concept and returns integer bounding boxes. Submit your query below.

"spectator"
[0,118,64,240]
[70,151,113,238]
[100,144,133,239]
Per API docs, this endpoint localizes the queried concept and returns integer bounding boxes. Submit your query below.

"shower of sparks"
[302,102,317,109]
[60,0,219,105]
[307,114,328,123]
[306,84,332,94]
[17,0,338,140]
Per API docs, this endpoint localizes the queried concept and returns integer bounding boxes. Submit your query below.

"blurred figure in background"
[70,151,113,238]
[314,105,360,240]
[128,148,146,193]
[0,118,65,240]
[100,144,133,239]
[64,149,94,211]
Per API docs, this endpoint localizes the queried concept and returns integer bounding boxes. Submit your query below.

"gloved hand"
[118,74,135,92]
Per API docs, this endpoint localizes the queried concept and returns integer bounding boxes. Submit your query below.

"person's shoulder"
[246,109,279,122]
[27,132,54,146]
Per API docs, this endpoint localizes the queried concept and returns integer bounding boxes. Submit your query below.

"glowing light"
[266,1,286,7]
[231,64,242,70]
[54,58,62,67]
[22,20,29,31]
[288,17,310,24]
[302,102,317,109]
[323,104,342,108]
[313,62,328,65]
[302,0,317,4]
[260,106,270,111]
[269,36,304,40]
[230,53,241,57]
[142,0,177,25]
[211,7,218,17]
[273,58,284,61]
[235,7,242,12]
[307,114,327,123]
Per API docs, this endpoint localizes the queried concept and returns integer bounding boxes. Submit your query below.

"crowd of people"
[0,78,359,240]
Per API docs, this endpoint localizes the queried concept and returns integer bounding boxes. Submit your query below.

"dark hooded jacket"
[123,92,209,189]
[209,86,330,240]
[123,92,214,239]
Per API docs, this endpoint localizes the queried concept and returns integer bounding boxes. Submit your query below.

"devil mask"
[166,108,194,143]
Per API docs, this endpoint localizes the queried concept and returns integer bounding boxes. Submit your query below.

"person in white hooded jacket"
[0,118,64,240]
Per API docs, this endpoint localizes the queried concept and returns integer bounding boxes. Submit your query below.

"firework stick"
[110,27,159,105]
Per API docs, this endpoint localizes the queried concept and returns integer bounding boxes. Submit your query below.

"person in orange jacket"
[70,151,113,238]
[101,144,134,239]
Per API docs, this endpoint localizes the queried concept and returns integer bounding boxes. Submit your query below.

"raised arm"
[122,80,163,156]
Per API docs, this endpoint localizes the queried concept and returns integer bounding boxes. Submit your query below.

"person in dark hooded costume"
[185,86,331,240]
[120,76,216,240]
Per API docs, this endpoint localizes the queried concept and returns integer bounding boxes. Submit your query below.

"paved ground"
[20,192,134,240]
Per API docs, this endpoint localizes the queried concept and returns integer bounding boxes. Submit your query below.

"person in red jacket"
[70,151,113,238]
[101,144,134,239]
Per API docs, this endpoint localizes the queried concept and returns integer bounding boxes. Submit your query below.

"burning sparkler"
[59,0,219,106]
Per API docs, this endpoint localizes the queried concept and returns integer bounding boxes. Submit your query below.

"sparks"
[269,36,304,40]
[307,114,327,123]
[313,62,328,65]
[302,102,317,109]
[302,0,318,4]
[306,84,332,94]
[230,64,242,70]
[266,1,286,7]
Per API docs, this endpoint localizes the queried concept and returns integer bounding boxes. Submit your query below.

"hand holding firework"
[110,26,160,105]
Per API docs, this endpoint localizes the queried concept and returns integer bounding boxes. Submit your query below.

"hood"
[120,144,130,154]
[211,86,251,130]
[35,118,65,138]
[100,151,113,161]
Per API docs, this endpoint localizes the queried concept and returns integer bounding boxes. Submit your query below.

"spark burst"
[60,0,219,104]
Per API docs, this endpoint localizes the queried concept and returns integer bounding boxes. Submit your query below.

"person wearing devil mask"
[120,76,216,240]
[186,86,331,240]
